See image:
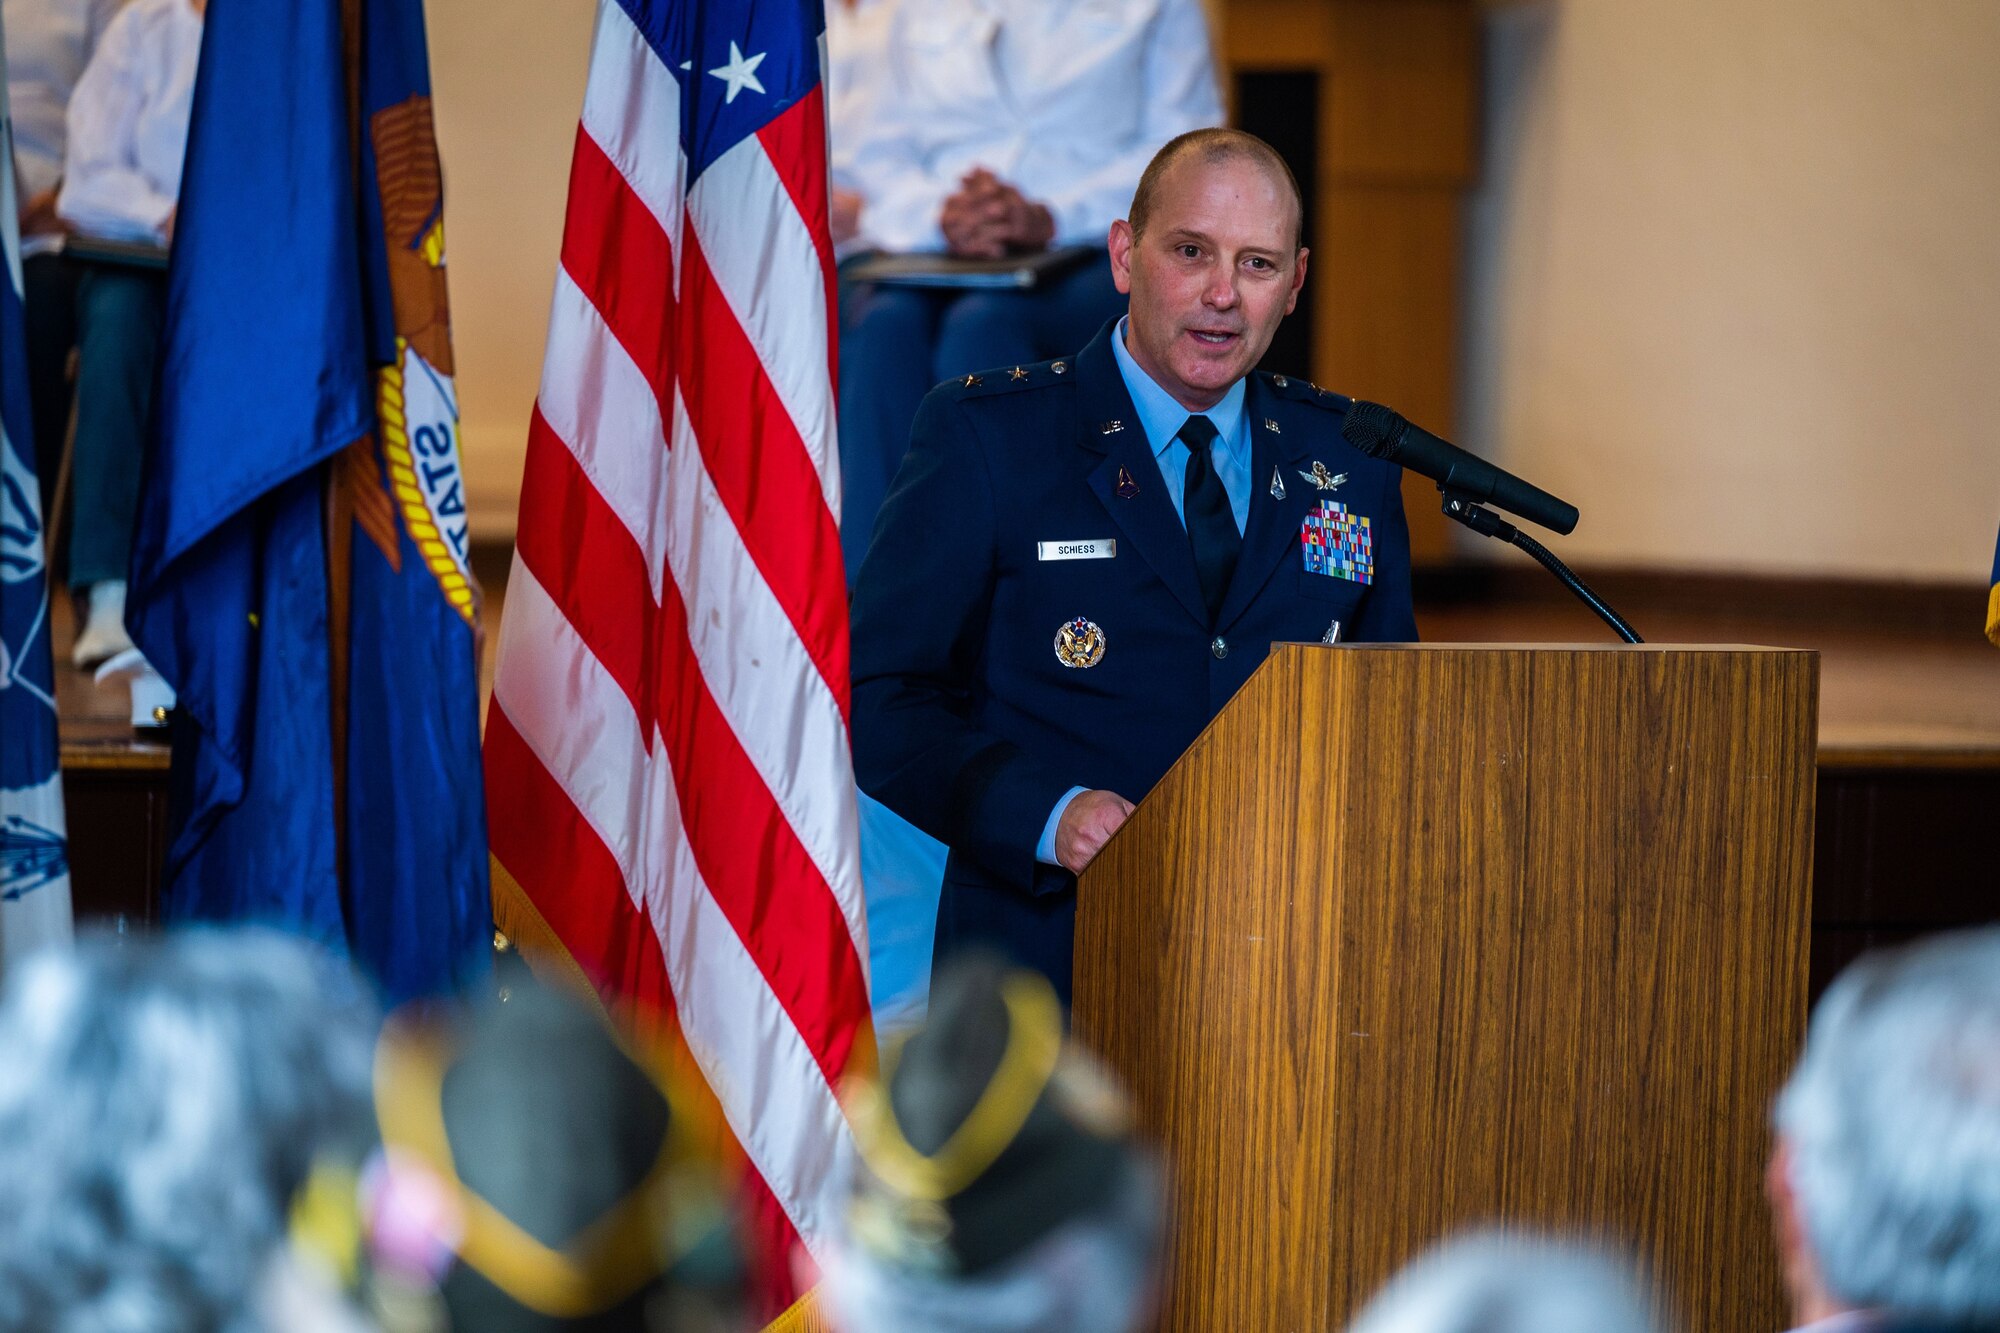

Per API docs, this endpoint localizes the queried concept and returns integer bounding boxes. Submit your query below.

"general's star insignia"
[1009,366,1029,381]
[1299,461,1347,491]
[961,373,983,388]
[707,41,767,104]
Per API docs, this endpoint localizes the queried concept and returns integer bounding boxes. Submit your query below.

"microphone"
[1341,401,1580,536]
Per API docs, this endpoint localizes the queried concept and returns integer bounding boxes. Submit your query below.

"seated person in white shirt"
[54,0,200,668]
[4,0,127,515]
[831,0,1222,581]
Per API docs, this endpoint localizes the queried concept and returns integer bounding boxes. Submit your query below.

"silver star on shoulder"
[962,373,983,387]
[708,41,767,104]
[1009,366,1029,381]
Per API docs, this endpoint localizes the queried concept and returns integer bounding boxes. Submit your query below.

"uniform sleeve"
[56,7,176,242]
[851,388,1078,891]
[1040,0,1225,245]
[1351,466,1421,642]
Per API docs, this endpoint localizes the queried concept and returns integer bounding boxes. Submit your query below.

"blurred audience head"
[356,957,742,1332]
[824,952,1165,1333]
[1344,1231,1666,1333]
[1769,926,2000,1328]
[0,927,380,1333]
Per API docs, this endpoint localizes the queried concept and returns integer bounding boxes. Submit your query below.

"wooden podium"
[1072,644,1817,1332]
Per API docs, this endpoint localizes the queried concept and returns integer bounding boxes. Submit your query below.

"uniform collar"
[1110,317,1249,466]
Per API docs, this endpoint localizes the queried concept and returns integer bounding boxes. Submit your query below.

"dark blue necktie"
[1179,414,1238,625]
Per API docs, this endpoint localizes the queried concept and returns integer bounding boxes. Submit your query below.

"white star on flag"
[708,41,767,103]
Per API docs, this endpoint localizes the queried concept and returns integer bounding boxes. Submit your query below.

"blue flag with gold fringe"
[129,0,488,1000]
[1988,526,1999,648]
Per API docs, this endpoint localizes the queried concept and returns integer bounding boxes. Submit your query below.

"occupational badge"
[1300,500,1374,585]
[1269,465,1286,500]
[1298,461,1347,492]
[1115,466,1140,499]
[1053,617,1107,668]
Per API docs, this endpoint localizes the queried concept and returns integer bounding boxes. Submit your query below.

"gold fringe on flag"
[763,1288,836,1333]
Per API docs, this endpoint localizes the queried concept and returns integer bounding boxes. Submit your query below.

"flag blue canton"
[615,0,824,178]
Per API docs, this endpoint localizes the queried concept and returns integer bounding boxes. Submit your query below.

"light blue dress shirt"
[1036,318,1254,866]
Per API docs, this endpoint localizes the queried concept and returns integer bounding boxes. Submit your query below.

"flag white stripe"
[492,559,850,1247]
[580,0,685,286]
[666,392,869,970]
[536,270,671,597]
[491,555,651,869]
[640,724,851,1253]
[687,139,840,511]
[534,271,867,955]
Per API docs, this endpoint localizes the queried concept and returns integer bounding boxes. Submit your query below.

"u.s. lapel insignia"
[1098,420,1125,435]
[1269,465,1286,500]
[1264,418,1281,434]
[1053,617,1107,668]
[1115,466,1140,499]
[1298,461,1347,492]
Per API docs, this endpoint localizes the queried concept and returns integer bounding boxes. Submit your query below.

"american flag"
[482,0,870,1301]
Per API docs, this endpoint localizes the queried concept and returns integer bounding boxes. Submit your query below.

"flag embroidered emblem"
[1301,500,1373,584]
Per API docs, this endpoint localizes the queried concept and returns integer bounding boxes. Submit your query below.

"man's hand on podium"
[1056,789,1135,875]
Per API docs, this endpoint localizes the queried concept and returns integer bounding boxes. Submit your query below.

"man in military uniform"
[850,129,1418,1005]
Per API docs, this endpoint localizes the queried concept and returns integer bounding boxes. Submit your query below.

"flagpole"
[324,0,368,918]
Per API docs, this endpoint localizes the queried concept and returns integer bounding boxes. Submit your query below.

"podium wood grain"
[1072,644,1816,1332]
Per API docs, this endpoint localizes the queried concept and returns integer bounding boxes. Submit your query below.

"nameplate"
[1037,539,1117,561]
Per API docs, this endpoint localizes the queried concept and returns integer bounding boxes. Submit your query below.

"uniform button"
[1210,636,1228,659]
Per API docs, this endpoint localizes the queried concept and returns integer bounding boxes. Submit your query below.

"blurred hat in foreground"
[352,959,743,1333]
[826,952,1164,1333]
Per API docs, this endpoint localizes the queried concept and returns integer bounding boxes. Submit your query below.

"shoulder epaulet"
[939,356,1075,401]
[1257,370,1353,413]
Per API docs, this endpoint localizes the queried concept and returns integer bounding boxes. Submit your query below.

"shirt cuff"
[1035,786,1090,867]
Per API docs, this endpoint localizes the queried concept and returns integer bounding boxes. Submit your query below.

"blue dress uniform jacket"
[850,321,1418,1005]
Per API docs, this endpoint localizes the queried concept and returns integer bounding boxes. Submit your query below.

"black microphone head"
[1340,400,1407,460]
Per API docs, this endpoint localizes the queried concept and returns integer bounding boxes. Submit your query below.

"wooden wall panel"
[1223,0,1477,562]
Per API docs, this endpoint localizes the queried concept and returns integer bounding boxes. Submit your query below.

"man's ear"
[1284,247,1310,317]
[1108,220,1136,296]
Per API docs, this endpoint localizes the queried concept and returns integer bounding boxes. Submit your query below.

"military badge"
[1298,461,1347,492]
[1115,466,1139,499]
[1053,617,1107,668]
[1301,500,1374,584]
[1269,465,1286,500]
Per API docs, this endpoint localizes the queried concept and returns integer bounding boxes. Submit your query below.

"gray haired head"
[1773,926,2000,1324]
[1344,1232,1665,1333]
[0,928,380,1333]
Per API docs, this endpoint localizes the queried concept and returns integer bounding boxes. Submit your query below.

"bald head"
[1129,129,1304,250]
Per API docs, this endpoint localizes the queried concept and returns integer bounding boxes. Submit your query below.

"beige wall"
[429,0,2000,575]
[428,0,596,539]
[1463,1,2000,580]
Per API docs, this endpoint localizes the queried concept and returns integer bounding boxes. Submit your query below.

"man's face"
[1108,154,1308,411]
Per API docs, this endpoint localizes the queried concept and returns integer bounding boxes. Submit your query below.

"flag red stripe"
[753,90,839,383]
[516,408,656,729]
[647,546,868,1087]
[675,225,850,719]
[561,125,849,722]
[560,128,678,411]
[517,400,867,1088]
[484,703,672,1011]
